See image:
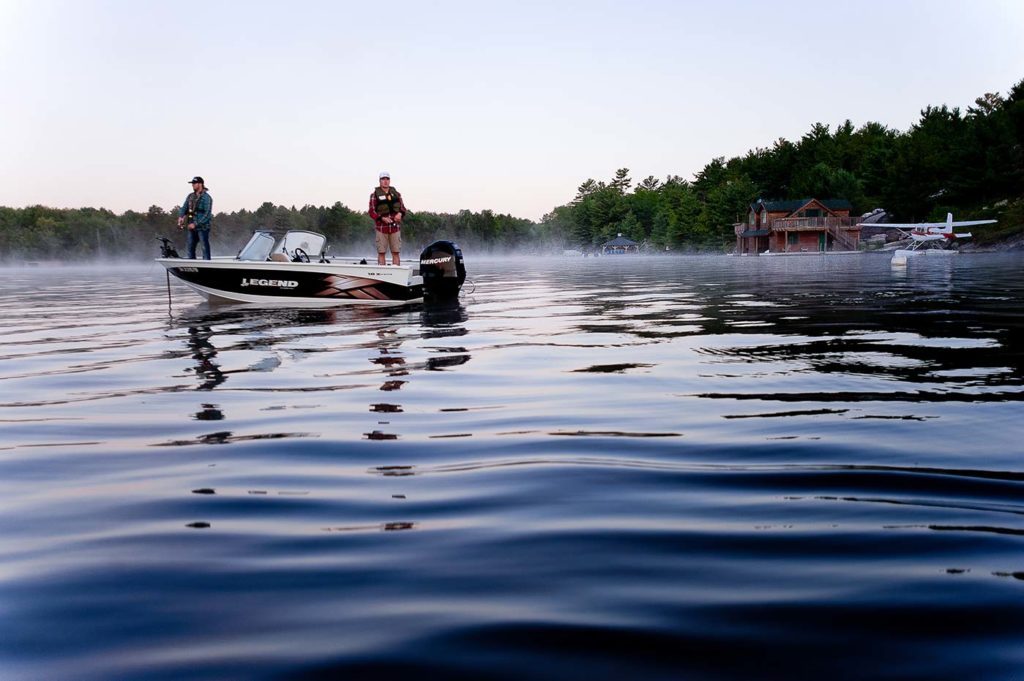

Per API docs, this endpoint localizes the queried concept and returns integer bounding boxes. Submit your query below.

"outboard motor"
[419,240,466,300]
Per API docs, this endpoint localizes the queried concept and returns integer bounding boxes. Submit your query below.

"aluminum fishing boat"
[156,230,465,307]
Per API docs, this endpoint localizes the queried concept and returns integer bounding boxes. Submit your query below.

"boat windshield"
[276,231,327,259]
[237,232,276,261]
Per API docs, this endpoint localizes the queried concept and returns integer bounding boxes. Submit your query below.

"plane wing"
[856,219,996,228]
[941,219,997,227]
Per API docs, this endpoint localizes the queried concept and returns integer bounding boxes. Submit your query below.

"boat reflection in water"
[364,301,472,441]
[185,325,225,391]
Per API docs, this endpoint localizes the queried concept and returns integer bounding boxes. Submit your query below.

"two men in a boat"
[175,172,410,265]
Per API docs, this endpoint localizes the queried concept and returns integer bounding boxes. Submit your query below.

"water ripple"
[3,256,1024,680]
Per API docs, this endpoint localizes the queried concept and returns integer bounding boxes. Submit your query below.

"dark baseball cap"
[189,176,205,184]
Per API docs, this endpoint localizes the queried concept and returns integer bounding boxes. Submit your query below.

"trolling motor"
[157,236,180,258]
[419,240,466,300]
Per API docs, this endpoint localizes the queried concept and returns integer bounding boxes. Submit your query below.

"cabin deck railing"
[768,216,861,230]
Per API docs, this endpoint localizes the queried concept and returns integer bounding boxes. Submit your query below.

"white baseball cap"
[379,171,390,179]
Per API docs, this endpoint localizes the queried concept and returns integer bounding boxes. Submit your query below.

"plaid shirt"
[369,187,407,233]
[179,191,213,228]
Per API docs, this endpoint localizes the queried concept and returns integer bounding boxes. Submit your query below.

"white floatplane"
[156,230,465,307]
[856,213,997,265]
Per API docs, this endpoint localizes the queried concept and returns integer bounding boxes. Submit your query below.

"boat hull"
[157,258,424,307]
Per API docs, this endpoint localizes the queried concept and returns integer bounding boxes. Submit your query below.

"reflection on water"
[193,403,224,420]
[186,325,225,390]
[421,300,470,335]
[1,255,1023,681]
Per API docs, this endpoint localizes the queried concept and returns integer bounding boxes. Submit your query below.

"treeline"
[542,78,1024,251]
[2,79,1022,260]
[0,201,548,261]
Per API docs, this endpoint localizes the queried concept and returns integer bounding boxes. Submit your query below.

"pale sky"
[1,0,1022,221]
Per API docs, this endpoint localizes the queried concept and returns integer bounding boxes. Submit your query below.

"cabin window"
[788,233,799,245]
[805,209,821,218]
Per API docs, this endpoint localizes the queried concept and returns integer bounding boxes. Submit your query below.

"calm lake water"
[2,253,1024,680]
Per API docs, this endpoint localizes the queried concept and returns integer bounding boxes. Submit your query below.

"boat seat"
[269,253,290,262]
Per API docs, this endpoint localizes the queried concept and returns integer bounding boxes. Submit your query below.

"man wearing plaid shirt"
[177,176,213,260]
[368,171,407,266]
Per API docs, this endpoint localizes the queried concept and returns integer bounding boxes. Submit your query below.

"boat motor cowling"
[419,240,465,300]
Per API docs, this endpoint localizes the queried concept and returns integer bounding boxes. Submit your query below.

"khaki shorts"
[375,230,401,254]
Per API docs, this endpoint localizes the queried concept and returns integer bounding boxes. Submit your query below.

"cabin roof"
[751,198,853,213]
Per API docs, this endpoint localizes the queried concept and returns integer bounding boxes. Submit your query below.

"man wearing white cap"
[368,171,407,266]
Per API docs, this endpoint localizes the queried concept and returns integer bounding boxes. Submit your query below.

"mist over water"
[2,253,1024,680]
